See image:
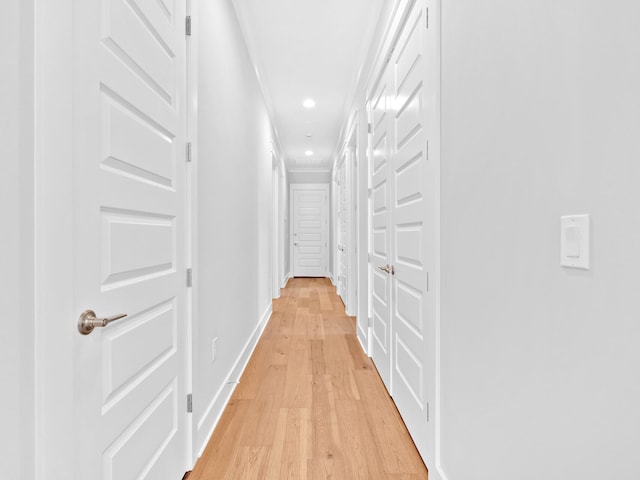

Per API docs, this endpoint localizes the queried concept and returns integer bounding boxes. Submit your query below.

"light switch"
[564,226,581,258]
[561,215,590,269]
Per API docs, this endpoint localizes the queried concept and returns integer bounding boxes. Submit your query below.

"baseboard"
[432,465,448,480]
[281,272,292,289]
[194,302,272,459]
[357,322,368,355]
[329,273,335,285]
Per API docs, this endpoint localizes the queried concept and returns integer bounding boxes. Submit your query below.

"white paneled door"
[72,0,188,478]
[368,0,439,463]
[337,156,348,302]
[292,185,329,277]
[369,57,393,392]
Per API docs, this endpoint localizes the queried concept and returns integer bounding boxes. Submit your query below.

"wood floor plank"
[189,277,428,479]
[307,312,325,339]
[354,370,427,475]
[189,399,253,477]
[334,398,385,479]
[310,339,326,376]
[224,446,269,479]
[311,375,342,460]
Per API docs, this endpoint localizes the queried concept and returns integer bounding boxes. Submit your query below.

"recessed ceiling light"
[306,134,312,138]
[305,150,314,156]
[303,99,316,108]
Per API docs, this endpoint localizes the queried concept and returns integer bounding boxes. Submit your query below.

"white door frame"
[335,153,346,300]
[186,0,198,464]
[334,117,359,317]
[279,167,287,287]
[346,122,358,317]
[290,183,330,278]
[271,152,281,298]
[34,0,194,476]
[34,0,75,476]
[331,171,339,284]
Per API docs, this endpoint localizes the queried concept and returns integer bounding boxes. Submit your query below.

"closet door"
[369,60,393,391]
[70,0,189,476]
[389,0,438,458]
[367,0,439,462]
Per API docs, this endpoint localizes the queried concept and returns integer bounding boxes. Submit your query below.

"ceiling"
[232,0,385,172]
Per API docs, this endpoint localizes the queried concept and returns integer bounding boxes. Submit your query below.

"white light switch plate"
[560,214,590,269]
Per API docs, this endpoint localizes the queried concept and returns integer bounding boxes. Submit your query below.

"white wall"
[289,170,331,184]
[0,0,35,478]
[194,0,276,455]
[440,1,640,479]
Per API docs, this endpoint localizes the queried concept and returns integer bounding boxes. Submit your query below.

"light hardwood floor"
[189,277,428,479]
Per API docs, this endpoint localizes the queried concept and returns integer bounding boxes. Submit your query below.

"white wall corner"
[281,272,292,289]
[194,303,272,461]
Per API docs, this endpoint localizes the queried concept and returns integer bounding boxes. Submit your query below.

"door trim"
[186,0,198,466]
[346,121,359,317]
[34,0,75,477]
[271,153,281,299]
[331,170,339,285]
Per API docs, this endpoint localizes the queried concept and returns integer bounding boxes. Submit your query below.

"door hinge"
[186,142,192,163]
[368,317,373,328]
[426,402,430,422]
[187,393,193,413]
[426,8,429,29]
[367,123,372,134]
[185,16,192,36]
[186,268,193,288]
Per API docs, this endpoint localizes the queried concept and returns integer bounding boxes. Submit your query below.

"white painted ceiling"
[232,0,385,171]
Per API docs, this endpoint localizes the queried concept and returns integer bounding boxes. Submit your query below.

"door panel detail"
[102,381,178,479]
[394,280,423,336]
[102,0,177,104]
[372,311,388,353]
[101,209,175,289]
[101,92,175,188]
[394,336,424,407]
[102,299,177,407]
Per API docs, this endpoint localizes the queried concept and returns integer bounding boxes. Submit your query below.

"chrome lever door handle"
[377,265,391,274]
[78,310,128,335]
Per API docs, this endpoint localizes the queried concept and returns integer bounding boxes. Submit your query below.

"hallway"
[189,278,428,479]
[5,0,640,478]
